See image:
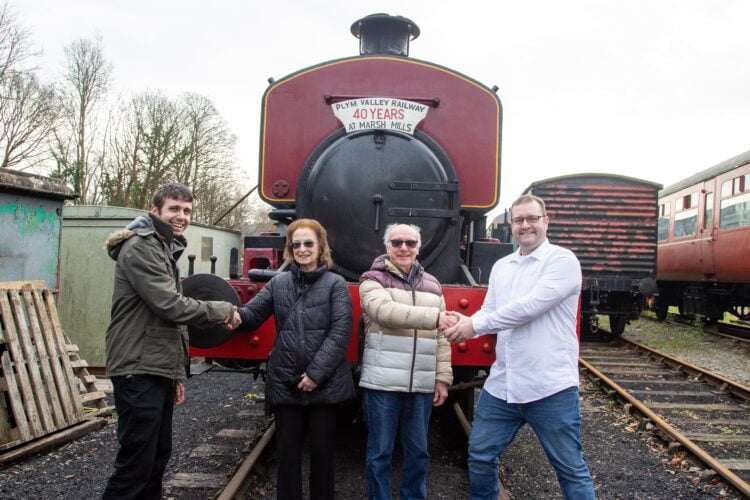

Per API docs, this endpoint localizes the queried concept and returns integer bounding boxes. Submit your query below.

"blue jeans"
[468,388,595,500]
[362,389,433,500]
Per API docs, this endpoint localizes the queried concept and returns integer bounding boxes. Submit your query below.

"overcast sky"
[19,0,750,220]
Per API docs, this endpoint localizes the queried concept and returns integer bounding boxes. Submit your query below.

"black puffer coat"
[238,264,355,406]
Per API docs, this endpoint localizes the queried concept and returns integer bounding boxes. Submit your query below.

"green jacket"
[104,213,232,380]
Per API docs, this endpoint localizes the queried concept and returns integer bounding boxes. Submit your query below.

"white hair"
[383,223,422,248]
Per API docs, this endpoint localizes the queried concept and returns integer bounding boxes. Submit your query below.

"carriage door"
[699,183,716,279]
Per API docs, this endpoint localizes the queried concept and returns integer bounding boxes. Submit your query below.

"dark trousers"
[103,374,174,500]
[274,404,338,500]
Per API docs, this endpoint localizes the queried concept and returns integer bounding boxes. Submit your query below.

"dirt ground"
[0,349,744,499]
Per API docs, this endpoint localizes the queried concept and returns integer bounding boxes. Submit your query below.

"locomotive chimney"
[351,13,420,57]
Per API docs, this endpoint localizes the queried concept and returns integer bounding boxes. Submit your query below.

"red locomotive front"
[187,14,506,380]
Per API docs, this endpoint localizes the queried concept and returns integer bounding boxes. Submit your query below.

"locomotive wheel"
[655,300,668,321]
[608,314,627,337]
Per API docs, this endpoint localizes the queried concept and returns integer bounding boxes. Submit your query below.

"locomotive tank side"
[656,150,750,321]
[524,173,661,339]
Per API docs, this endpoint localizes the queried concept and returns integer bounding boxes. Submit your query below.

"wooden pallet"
[0,281,93,451]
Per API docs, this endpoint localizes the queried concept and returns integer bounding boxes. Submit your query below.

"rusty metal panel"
[0,169,75,291]
[0,192,65,290]
[526,174,661,282]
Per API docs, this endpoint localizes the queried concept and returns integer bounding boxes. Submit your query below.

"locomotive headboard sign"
[331,98,429,135]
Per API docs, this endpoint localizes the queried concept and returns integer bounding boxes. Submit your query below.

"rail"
[580,339,750,496]
[217,421,276,500]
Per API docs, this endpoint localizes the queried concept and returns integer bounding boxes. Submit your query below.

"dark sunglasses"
[390,239,418,249]
[289,240,316,250]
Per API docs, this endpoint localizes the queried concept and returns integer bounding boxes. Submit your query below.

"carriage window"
[704,192,713,230]
[744,174,749,192]
[674,208,698,237]
[734,177,743,195]
[720,192,750,229]
[657,202,670,241]
[721,180,733,197]
[678,192,698,210]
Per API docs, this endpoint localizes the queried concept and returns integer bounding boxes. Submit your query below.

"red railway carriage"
[522,174,661,339]
[185,14,507,394]
[656,150,750,321]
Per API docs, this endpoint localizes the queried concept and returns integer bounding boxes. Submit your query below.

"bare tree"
[101,91,246,228]
[0,2,55,170]
[103,91,196,207]
[0,71,56,169]
[175,93,240,225]
[51,36,112,204]
[241,192,275,235]
[0,2,35,80]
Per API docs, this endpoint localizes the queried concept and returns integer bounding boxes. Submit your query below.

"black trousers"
[103,374,174,500]
[274,404,338,500]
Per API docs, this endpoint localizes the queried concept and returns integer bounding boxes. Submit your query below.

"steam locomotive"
[184,14,508,399]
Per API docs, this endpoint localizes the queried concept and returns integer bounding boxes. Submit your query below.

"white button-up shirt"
[472,239,581,404]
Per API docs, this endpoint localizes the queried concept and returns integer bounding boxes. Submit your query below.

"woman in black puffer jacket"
[237,219,354,500]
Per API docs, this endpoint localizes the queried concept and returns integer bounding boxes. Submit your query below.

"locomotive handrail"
[324,94,441,107]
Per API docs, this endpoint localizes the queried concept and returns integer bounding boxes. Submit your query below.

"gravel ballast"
[0,319,746,500]
[622,317,750,386]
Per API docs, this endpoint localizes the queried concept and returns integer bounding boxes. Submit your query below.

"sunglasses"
[289,240,316,250]
[511,215,545,225]
[390,239,418,249]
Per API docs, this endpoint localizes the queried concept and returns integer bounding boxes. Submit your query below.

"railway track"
[216,388,510,500]
[579,337,750,497]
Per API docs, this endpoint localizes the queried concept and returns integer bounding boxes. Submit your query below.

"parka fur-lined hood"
[104,213,186,261]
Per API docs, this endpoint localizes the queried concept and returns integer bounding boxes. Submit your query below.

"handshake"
[437,311,475,343]
[222,305,242,331]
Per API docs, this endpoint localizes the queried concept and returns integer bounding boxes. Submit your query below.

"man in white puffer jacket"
[359,223,455,500]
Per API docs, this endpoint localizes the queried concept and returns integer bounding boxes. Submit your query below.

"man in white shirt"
[443,194,595,500]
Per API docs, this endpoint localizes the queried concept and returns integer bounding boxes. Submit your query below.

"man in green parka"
[102,183,238,499]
